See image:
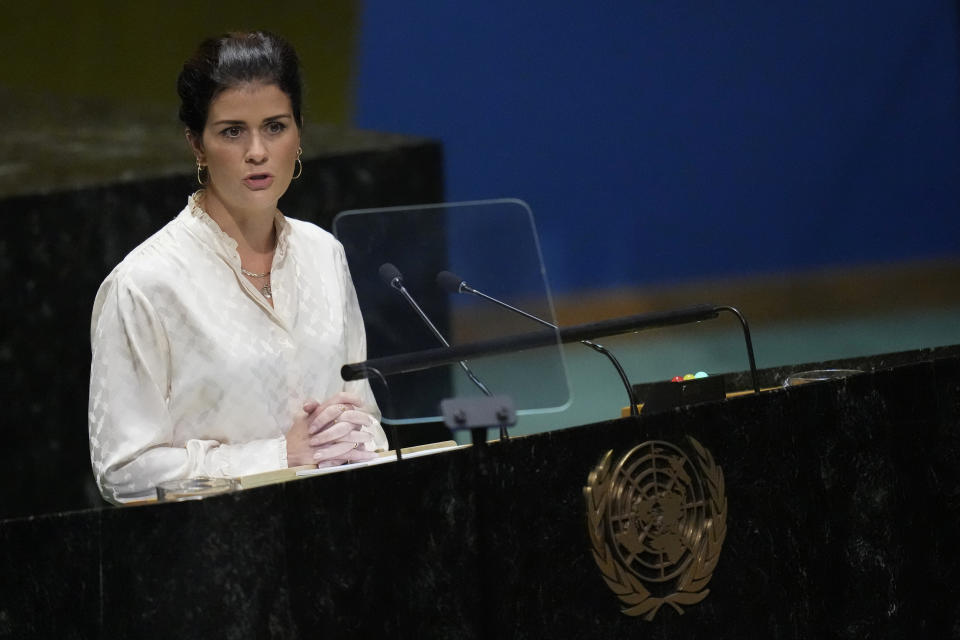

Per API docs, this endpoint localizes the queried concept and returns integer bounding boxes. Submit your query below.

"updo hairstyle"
[177,30,303,137]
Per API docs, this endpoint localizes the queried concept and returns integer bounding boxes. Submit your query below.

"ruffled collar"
[183,191,291,267]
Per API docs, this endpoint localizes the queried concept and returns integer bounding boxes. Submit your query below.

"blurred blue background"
[355,1,960,292]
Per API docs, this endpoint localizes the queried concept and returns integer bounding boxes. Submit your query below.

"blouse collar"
[184,191,291,267]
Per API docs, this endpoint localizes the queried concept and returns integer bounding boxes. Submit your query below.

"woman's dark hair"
[177,31,303,136]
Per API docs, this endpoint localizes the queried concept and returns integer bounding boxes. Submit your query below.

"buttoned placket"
[218,221,304,422]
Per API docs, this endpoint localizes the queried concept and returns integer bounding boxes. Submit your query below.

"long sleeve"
[88,273,286,504]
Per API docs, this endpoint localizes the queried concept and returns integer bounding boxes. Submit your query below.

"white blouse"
[89,194,387,504]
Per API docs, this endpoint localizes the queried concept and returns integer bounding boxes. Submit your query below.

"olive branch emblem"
[583,437,727,620]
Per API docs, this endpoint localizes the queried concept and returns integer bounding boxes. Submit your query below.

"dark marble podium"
[2,345,959,638]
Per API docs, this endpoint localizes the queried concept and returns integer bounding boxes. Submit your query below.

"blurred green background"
[0,1,358,124]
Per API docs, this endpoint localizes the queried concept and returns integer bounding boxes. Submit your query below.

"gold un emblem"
[584,437,727,620]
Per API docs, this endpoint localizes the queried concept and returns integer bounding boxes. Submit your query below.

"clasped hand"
[286,392,379,467]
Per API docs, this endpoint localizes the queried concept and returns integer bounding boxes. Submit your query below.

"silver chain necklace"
[240,267,272,299]
[240,267,270,278]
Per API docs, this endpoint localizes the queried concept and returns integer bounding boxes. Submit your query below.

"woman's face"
[189,81,301,217]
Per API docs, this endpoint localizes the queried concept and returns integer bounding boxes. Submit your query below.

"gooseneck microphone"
[379,263,493,398]
[437,270,640,417]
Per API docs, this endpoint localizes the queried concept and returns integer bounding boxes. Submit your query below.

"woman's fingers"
[307,403,352,435]
[322,391,364,410]
[304,391,362,411]
[313,440,358,462]
[337,430,374,445]
[303,392,368,432]
[308,407,374,435]
[309,420,375,447]
[338,409,374,428]
[293,392,379,468]
[309,422,352,446]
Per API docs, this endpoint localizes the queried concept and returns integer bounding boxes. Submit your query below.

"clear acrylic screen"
[333,199,570,423]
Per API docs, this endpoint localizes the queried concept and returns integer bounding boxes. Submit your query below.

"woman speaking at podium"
[88,31,387,504]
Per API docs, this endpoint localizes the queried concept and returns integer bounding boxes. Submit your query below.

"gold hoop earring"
[196,162,208,186]
[292,147,303,180]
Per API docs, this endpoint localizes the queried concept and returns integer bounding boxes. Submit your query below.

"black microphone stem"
[460,284,640,418]
[394,284,494,398]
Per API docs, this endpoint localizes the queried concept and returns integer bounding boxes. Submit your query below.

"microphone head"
[436,270,465,293]
[379,262,403,288]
